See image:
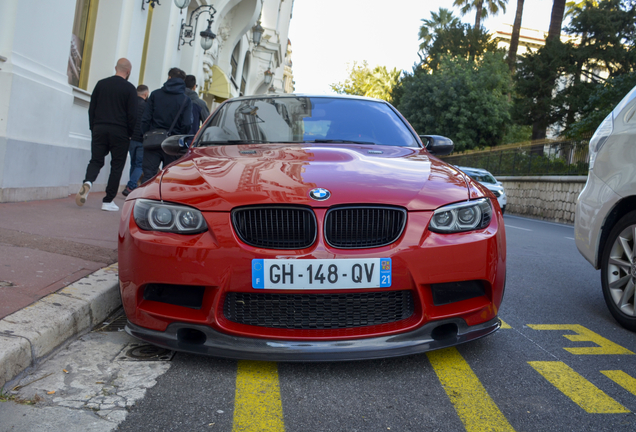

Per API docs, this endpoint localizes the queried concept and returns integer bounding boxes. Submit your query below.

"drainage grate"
[95,309,128,332]
[116,343,175,362]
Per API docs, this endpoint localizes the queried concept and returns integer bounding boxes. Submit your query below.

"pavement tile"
[0,193,122,389]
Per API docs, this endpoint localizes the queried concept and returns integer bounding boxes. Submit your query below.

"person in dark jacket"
[76,58,137,211]
[185,75,210,136]
[122,85,149,196]
[140,68,192,182]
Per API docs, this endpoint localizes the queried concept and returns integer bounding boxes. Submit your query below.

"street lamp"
[173,0,191,9]
[141,0,161,10]
[263,68,273,85]
[252,20,264,46]
[174,1,217,52]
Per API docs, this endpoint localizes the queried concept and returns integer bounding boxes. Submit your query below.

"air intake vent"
[223,291,414,329]
[324,206,407,248]
[232,206,317,250]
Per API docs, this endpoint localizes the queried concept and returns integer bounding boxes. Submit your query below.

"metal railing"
[441,139,590,176]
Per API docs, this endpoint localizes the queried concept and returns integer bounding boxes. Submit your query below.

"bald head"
[115,58,132,79]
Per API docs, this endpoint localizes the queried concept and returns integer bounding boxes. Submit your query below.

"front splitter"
[125,317,500,362]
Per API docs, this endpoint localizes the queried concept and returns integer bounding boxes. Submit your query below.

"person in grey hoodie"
[140,67,192,183]
[185,75,210,136]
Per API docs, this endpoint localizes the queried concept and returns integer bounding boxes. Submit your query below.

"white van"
[574,86,636,331]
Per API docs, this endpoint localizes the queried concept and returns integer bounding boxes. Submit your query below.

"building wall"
[499,176,588,224]
[0,0,294,203]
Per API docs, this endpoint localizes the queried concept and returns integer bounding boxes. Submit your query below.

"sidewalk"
[0,192,124,389]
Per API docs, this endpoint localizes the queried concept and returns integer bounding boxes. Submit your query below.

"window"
[240,53,250,96]
[67,0,97,89]
[231,43,240,79]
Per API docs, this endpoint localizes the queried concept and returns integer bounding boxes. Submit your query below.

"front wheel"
[600,211,636,331]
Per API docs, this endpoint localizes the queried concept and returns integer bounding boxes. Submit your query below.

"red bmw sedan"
[118,94,506,361]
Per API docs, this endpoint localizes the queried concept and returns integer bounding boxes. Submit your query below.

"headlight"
[133,199,207,234]
[429,198,492,233]
[492,190,502,197]
[588,113,613,170]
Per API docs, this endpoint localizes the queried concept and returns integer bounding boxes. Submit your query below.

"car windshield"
[468,172,497,184]
[196,97,418,147]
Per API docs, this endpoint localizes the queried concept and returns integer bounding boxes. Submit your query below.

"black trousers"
[142,148,179,184]
[84,124,130,203]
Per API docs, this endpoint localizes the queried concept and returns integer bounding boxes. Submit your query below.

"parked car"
[118,94,506,361]
[575,85,636,331]
[457,166,507,214]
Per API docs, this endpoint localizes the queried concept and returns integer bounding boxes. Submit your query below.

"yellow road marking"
[601,370,636,395]
[528,361,629,413]
[500,320,511,329]
[527,324,634,355]
[232,361,285,432]
[427,348,515,432]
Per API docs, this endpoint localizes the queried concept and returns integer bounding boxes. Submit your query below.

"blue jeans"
[127,140,144,189]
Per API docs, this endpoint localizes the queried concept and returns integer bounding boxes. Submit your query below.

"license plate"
[252,258,392,289]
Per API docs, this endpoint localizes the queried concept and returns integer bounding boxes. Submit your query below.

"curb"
[0,264,121,390]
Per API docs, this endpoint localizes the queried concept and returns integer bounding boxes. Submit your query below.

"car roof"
[457,166,492,174]
[225,93,389,104]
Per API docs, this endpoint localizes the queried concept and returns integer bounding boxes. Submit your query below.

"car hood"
[159,144,478,211]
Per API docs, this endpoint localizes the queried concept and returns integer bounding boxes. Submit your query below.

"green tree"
[398,52,513,152]
[330,61,402,103]
[568,72,636,138]
[418,8,461,54]
[514,0,636,138]
[565,0,601,18]
[424,22,499,70]
[453,0,508,29]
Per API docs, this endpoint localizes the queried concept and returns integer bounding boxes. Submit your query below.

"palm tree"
[419,8,461,52]
[547,0,567,41]
[453,0,508,29]
[565,0,600,18]
[363,66,402,103]
[507,0,525,72]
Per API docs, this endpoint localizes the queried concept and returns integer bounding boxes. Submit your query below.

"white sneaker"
[76,181,92,206]
[101,201,119,212]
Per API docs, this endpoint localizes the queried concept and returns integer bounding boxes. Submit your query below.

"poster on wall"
[67,0,91,88]
[67,34,83,87]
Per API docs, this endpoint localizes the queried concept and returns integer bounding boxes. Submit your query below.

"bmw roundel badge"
[309,188,331,201]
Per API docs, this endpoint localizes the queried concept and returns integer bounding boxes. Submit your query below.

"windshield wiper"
[199,140,269,145]
[304,139,376,145]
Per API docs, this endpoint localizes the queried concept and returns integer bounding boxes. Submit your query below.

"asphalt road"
[114,215,636,432]
[4,215,636,432]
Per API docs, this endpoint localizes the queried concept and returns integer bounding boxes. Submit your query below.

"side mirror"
[419,135,454,156]
[161,135,194,156]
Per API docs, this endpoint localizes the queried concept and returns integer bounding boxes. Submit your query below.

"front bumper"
[125,316,501,362]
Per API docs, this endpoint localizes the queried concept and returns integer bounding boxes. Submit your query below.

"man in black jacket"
[122,85,149,196]
[76,58,137,211]
[140,67,192,183]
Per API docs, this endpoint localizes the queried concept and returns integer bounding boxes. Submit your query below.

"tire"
[600,210,636,331]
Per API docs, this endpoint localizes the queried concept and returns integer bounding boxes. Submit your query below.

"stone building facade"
[0,0,294,203]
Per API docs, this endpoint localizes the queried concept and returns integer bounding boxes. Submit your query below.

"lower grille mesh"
[223,291,414,329]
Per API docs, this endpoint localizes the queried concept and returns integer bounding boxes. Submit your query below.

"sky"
[287,0,556,94]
